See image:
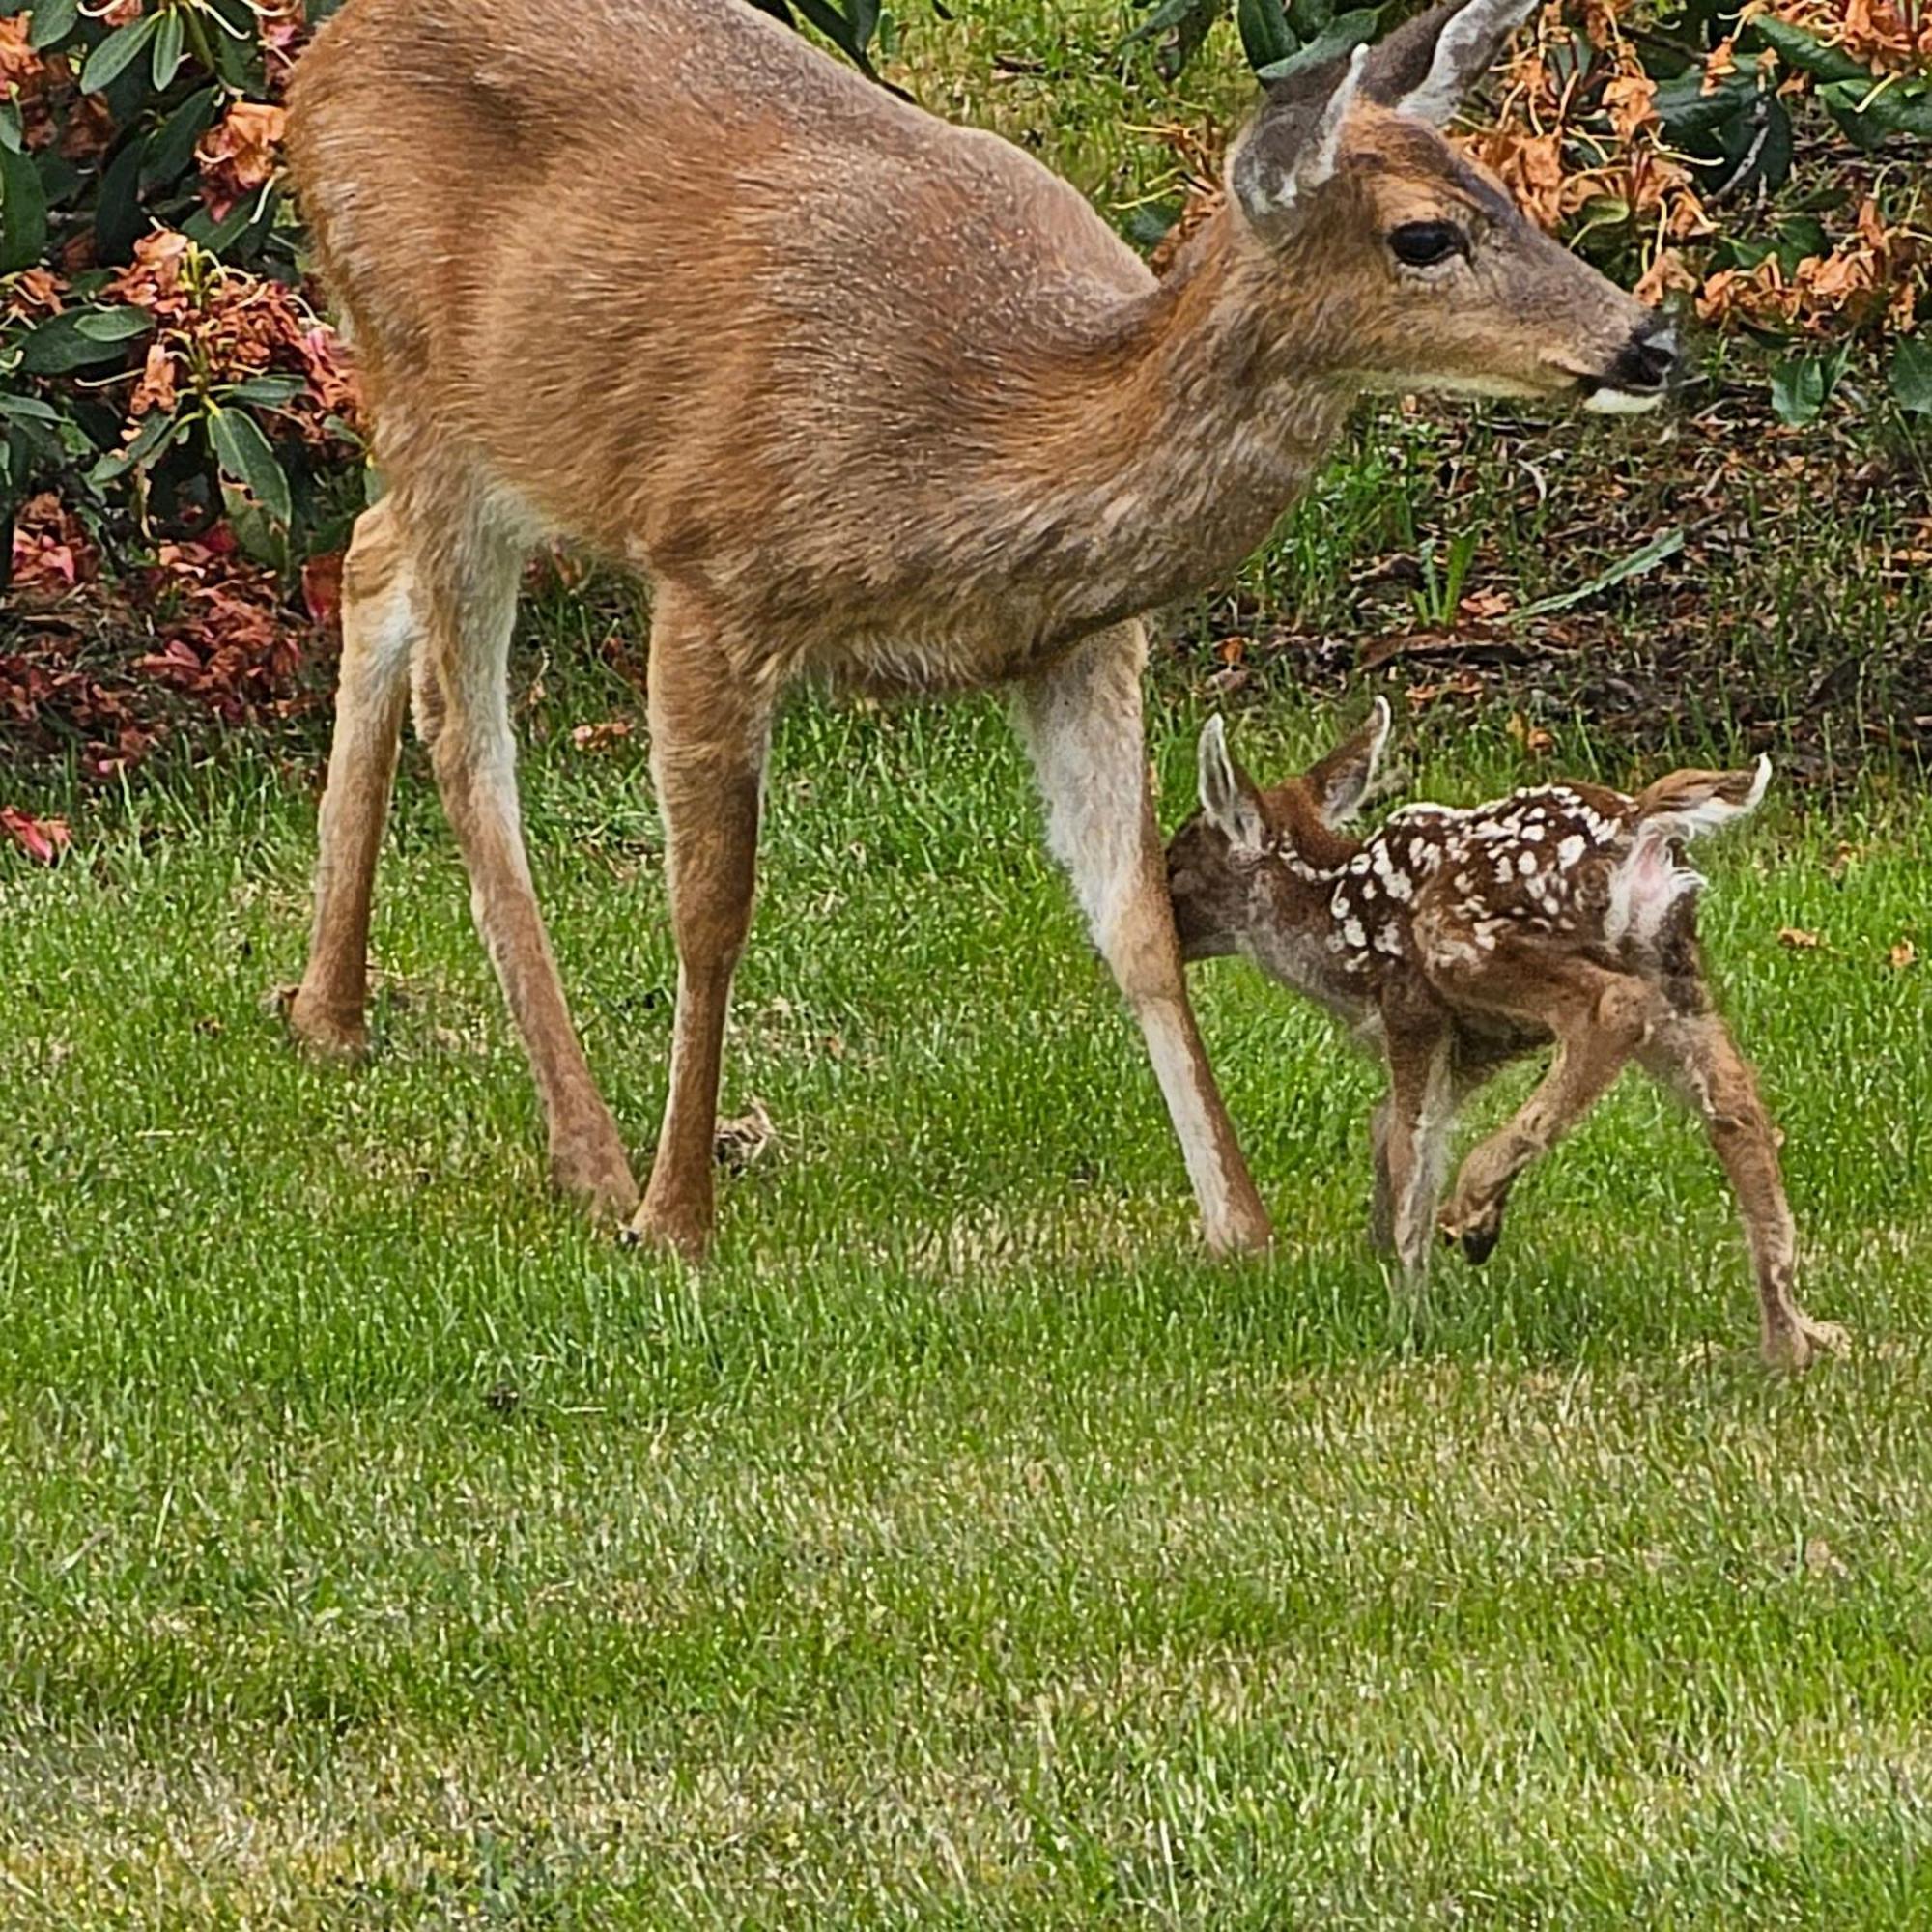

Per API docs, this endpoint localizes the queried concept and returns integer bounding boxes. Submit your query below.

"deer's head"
[1225,0,1679,412]
[1167,702,1393,965]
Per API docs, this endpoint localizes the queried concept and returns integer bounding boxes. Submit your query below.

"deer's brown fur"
[1168,706,1849,1369]
[282,0,1676,1257]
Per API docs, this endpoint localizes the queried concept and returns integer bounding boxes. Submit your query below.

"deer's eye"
[1389,221,1463,268]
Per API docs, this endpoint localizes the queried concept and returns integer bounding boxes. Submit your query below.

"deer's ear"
[1363,0,1536,128]
[1229,45,1368,231]
[1198,717,1267,853]
[1307,696,1391,826]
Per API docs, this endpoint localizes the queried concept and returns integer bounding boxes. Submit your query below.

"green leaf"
[1511,528,1685,621]
[1891,337,1932,416]
[150,7,185,89]
[80,13,158,94]
[0,392,62,424]
[1236,0,1296,71]
[143,85,219,187]
[208,405,291,525]
[222,374,307,407]
[1769,355,1828,427]
[0,97,23,155]
[1287,0,1331,37]
[1748,14,1868,84]
[0,141,47,274]
[18,306,151,373]
[87,405,184,485]
[94,134,147,261]
[1122,0,1220,44]
[72,303,154,343]
[1823,76,1932,142]
[789,0,881,73]
[1256,7,1376,81]
[26,0,78,50]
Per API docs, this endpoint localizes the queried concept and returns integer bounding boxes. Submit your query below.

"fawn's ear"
[1306,696,1391,826]
[1197,716,1267,854]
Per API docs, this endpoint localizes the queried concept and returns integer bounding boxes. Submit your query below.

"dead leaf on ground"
[571,720,634,753]
[0,806,71,864]
[714,1099,776,1176]
[1778,926,1823,951]
[1889,941,1917,971]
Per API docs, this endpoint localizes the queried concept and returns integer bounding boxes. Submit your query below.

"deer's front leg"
[1014,623,1270,1255]
[1642,1011,1848,1371]
[627,591,771,1261]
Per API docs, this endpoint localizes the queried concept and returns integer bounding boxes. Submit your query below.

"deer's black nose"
[1607,316,1682,394]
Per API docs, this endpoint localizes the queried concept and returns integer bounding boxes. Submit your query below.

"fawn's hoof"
[550,1133,639,1226]
[1459,1220,1502,1266]
[280,985,370,1062]
[1761,1313,1851,1373]
[1439,1200,1503,1266]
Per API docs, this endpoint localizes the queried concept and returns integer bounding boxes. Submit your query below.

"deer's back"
[289,0,1153,646]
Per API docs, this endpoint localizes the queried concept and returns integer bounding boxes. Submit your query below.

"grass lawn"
[2,689,1930,1926]
[4,0,1930,1921]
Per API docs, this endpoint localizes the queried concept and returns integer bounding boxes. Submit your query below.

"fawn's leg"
[287,497,415,1057]
[626,589,771,1259]
[1432,953,1653,1258]
[1641,1009,1848,1370]
[1014,622,1270,1255]
[1370,1041,1505,1258]
[1378,1012,1456,1287]
[413,499,636,1221]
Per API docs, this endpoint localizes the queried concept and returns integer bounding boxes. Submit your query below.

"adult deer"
[283,0,1680,1258]
[1167,707,1847,1369]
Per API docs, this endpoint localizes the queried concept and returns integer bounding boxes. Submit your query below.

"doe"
[1167,704,1848,1369]
[283,0,1680,1257]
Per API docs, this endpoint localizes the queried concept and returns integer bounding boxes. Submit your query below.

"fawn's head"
[1223,0,1678,412]
[1167,701,1393,963]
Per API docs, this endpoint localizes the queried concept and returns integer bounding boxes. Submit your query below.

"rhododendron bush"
[0,0,1923,784]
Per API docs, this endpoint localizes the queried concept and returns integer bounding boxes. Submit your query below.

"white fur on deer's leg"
[287,498,417,1060]
[1015,624,1270,1254]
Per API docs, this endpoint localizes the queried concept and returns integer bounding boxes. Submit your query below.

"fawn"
[282,0,1680,1258]
[1167,704,1848,1369]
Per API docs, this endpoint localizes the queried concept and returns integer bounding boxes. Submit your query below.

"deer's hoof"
[1205,1205,1274,1259]
[551,1134,640,1226]
[1761,1314,1852,1374]
[280,985,370,1062]
[623,1189,715,1262]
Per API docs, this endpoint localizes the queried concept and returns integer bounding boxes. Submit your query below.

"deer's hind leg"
[287,497,416,1058]
[1014,622,1270,1255]
[411,489,637,1222]
[625,586,772,1261]
[1640,1009,1847,1371]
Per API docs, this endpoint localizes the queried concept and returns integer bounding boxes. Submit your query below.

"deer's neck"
[989,208,1353,631]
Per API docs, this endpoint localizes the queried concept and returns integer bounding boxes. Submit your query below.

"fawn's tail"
[1633,755,1771,839]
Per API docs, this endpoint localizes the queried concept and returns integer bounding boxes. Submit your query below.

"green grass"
[3,690,1930,1926]
[3,0,1928,1920]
